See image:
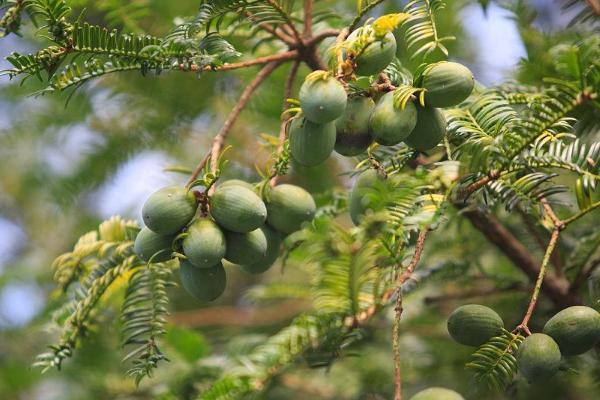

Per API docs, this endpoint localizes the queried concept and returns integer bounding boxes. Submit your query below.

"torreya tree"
[1,0,600,399]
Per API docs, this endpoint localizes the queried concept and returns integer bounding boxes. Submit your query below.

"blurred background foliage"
[0,0,599,399]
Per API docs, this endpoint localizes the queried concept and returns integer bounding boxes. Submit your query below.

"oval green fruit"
[241,225,282,274]
[543,306,600,356]
[142,186,198,235]
[517,333,561,382]
[422,61,474,108]
[289,117,336,167]
[335,96,375,156]
[182,219,226,268]
[266,184,316,234]
[299,72,347,123]
[134,227,174,262]
[210,185,267,233]
[348,169,385,225]
[347,28,397,76]
[409,387,465,400]
[447,304,504,347]
[219,179,255,191]
[224,228,268,265]
[369,92,417,146]
[179,260,226,302]
[404,105,446,151]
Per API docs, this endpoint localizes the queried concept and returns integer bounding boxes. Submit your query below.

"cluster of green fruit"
[133,180,316,301]
[289,22,474,167]
[447,304,600,382]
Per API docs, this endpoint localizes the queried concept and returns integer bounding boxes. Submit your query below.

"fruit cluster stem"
[515,227,561,336]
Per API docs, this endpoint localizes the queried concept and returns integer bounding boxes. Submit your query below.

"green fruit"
[219,179,255,191]
[224,228,268,265]
[347,28,397,76]
[348,169,385,225]
[422,61,474,108]
[142,186,198,235]
[134,227,174,262]
[404,105,446,151]
[543,306,600,356]
[266,184,316,234]
[447,304,504,346]
[409,387,465,400]
[241,225,282,274]
[299,71,347,123]
[369,92,417,146]
[182,219,226,268]
[210,185,267,233]
[179,260,226,302]
[335,96,375,156]
[289,117,336,167]
[517,333,561,382]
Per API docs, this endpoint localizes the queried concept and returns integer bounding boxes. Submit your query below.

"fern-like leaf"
[403,0,455,60]
[121,263,174,384]
[466,329,525,391]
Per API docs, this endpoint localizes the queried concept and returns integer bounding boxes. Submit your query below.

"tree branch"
[181,50,299,73]
[459,205,578,308]
[209,61,282,175]
[266,0,302,42]
[244,10,296,45]
[303,0,313,38]
[392,229,429,400]
[187,61,282,185]
[304,28,341,46]
[514,228,561,335]
[562,200,600,226]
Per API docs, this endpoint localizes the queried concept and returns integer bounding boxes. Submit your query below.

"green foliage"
[2,0,600,398]
[466,329,525,391]
[403,0,455,60]
[121,263,174,384]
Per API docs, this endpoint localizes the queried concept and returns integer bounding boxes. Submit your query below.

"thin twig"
[541,198,565,230]
[209,61,282,177]
[393,293,403,400]
[562,200,600,226]
[303,0,313,38]
[304,28,341,46]
[460,205,577,308]
[271,59,300,187]
[181,50,298,73]
[514,228,561,336]
[244,10,296,45]
[517,207,564,273]
[266,0,302,42]
[392,229,429,400]
[187,61,282,187]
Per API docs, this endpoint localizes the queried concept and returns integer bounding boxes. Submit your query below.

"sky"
[0,1,564,328]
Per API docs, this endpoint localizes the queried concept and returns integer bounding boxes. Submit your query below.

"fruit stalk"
[515,228,561,336]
